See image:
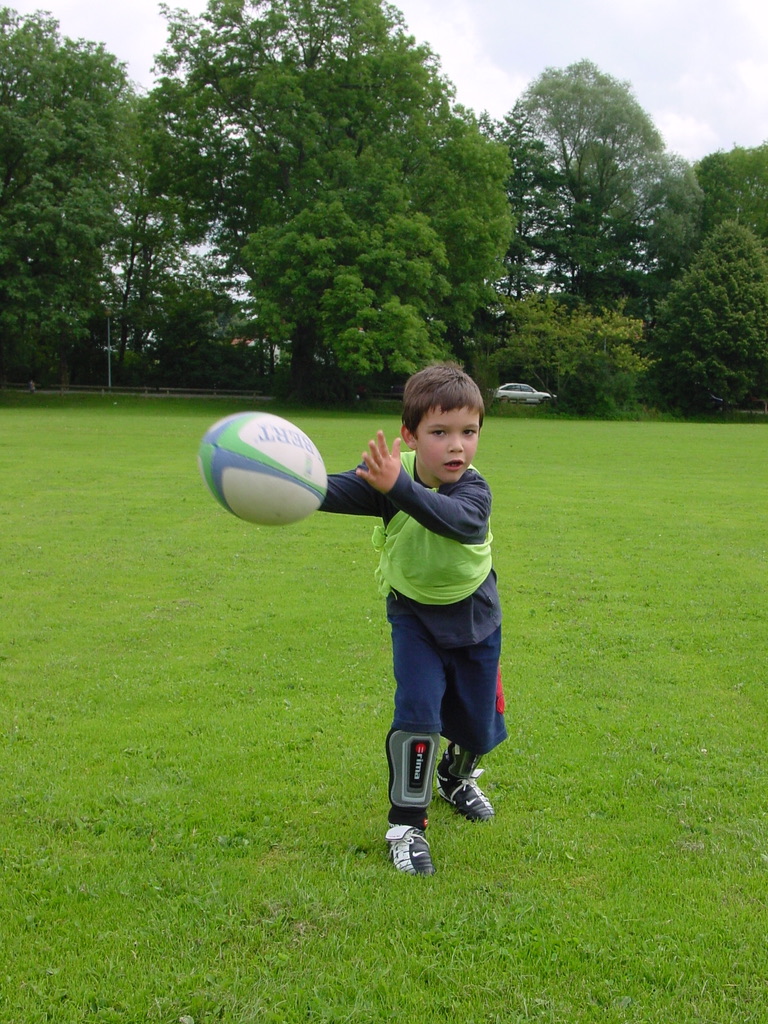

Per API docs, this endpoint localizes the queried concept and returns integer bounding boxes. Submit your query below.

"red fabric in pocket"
[495,665,505,714]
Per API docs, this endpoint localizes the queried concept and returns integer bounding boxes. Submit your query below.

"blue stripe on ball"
[210,447,325,514]
[203,412,252,446]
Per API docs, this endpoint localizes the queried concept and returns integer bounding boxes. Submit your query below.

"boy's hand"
[356,430,402,493]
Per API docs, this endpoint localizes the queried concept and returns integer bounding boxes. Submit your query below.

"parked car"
[494,382,556,404]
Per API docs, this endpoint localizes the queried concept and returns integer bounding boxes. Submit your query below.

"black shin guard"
[437,743,495,820]
[386,729,439,828]
[440,742,482,780]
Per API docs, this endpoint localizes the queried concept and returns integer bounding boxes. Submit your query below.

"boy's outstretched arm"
[356,430,402,494]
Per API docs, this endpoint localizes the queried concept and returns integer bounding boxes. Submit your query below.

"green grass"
[2,393,767,1023]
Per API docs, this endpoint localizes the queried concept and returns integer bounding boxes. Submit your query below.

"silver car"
[494,382,556,404]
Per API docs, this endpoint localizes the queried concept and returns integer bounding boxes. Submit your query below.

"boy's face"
[401,406,481,489]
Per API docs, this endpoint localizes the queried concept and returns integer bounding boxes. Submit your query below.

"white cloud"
[654,112,720,162]
[395,0,768,158]
[9,0,768,159]
[397,0,527,118]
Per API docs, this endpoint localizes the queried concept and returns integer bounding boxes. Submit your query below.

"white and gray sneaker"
[386,825,436,875]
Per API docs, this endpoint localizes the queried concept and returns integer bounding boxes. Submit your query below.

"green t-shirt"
[373,450,493,605]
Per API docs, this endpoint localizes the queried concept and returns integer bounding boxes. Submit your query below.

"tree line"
[2,1,768,414]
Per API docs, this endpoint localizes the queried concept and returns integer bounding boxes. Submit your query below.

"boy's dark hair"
[401,363,485,434]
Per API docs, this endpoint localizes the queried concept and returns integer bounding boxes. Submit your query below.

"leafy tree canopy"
[696,144,768,240]
[154,0,511,397]
[652,220,768,410]
[494,294,648,414]
[0,8,132,382]
[497,60,701,313]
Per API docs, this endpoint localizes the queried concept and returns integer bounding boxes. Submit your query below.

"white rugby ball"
[198,412,327,525]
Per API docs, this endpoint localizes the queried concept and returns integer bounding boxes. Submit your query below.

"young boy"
[319,363,506,875]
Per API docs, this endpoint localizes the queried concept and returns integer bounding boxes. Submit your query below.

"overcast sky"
[9,0,768,161]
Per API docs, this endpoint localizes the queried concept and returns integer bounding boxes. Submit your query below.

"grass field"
[2,393,767,1023]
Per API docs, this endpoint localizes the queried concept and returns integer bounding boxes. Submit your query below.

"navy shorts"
[388,612,506,756]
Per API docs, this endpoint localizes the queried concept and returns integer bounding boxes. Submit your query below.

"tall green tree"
[105,90,219,378]
[482,111,559,300]
[153,0,511,398]
[696,144,768,241]
[652,220,768,411]
[500,60,701,312]
[0,9,132,384]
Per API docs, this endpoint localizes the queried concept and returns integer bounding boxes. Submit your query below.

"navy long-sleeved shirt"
[320,463,502,648]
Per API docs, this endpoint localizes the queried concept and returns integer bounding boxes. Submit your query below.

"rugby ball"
[198,412,327,525]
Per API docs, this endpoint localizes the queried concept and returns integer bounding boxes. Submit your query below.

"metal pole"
[107,315,112,389]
